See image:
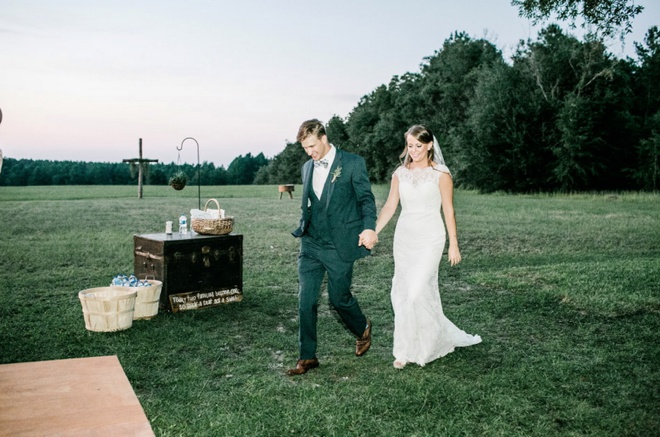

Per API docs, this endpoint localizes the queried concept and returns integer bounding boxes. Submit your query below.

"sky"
[1,0,658,168]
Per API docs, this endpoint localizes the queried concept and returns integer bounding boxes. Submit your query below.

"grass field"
[1,185,658,436]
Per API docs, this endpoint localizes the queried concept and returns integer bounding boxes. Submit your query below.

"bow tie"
[314,159,329,168]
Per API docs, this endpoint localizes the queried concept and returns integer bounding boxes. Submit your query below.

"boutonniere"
[331,167,342,183]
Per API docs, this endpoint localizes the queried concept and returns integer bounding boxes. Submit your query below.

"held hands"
[358,229,378,250]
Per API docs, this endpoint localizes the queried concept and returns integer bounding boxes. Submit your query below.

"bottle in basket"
[179,214,187,234]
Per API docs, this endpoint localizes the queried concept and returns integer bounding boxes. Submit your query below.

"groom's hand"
[359,229,378,250]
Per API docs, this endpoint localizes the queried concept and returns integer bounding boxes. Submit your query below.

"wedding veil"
[432,136,446,167]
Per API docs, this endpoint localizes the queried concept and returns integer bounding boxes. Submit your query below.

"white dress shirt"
[312,145,336,199]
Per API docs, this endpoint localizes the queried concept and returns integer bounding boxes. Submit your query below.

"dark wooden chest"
[133,233,243,312]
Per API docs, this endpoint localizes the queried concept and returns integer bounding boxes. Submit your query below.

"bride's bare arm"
[439,172,461,266]
[375,174,400,235]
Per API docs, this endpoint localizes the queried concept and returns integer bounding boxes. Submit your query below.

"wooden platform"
[0,355,154,436]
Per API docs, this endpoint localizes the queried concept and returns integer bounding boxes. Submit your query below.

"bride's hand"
[447,246,461,266]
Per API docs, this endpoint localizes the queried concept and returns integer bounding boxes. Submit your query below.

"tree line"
[0,153,269,187]
[2,23,658,192]
[258,24,659,192]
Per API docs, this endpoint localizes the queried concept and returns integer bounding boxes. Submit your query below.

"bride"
[375,125,481,369]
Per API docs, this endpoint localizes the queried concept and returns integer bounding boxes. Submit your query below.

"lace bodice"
[394,164,450,186]
[394,165,449,213]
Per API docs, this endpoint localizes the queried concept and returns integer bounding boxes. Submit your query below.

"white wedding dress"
[391,164,482,367]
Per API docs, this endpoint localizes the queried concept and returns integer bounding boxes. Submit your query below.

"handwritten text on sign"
[169,287,242,312]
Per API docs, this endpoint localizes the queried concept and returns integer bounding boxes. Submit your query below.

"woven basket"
[192,198,234,235]
[78,287,137,332]
[123,279,163,320]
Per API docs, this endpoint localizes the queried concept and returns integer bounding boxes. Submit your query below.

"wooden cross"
[123,138,158,199]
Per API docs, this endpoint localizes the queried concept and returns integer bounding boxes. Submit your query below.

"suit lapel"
[323,150,342,210]
[301,160,313,209]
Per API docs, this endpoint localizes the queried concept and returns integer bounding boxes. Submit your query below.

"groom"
[288,119,378,375]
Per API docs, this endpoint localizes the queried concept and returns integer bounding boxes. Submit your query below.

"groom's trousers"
[297,236,367,360]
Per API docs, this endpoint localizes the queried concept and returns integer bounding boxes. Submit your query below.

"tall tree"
[455,59,555,192]
[345,81,404,182]
[414,32,505,187]
[511,25,633,191]
[632,26,660,190]
[253,141,307,185]
[419,32,502,140]
[512,0,644,40]
[326,115,351,148]
[634,26,660,128]
[226,153,269,185]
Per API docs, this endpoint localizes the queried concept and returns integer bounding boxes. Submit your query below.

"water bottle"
[178,214,187,234]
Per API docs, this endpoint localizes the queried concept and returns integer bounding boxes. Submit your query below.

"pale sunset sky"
[1,0,657,167]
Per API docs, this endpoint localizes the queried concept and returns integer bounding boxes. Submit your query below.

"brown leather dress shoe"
[286,358,319,375]
[355,319,372,356]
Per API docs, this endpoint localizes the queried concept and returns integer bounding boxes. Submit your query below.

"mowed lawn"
[0,185,658,436]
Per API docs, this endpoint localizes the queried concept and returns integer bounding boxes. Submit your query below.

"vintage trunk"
[133,233,243,312]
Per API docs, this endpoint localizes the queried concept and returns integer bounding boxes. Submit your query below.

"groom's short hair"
[297,119,326,143]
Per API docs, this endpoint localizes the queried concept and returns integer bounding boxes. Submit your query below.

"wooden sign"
[169,287,242,312]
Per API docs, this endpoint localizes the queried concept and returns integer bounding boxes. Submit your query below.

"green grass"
[1,185,658,436]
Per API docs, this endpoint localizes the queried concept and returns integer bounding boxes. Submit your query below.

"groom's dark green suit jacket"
[292,149,377,262]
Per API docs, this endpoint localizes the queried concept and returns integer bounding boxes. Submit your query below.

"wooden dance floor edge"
[0,355,154,436]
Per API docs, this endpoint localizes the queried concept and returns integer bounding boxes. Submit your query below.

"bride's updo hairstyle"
[400,124,435,166]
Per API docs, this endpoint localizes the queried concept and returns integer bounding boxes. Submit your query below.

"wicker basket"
[78,287,137,332]
[128,279,163,320]
[192,198,234,235]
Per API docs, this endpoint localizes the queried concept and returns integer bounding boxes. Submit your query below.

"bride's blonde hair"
[400,125,435,166]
